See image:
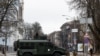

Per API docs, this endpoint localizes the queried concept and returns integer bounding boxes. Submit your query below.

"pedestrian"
[89,48,93,56]
[2,47,5,54]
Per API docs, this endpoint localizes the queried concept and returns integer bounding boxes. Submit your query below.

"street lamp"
[62,15,78,56]
[80,17,92,56]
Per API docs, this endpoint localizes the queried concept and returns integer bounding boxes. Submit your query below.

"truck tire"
[23,53,33,56]
[53,53,61,56]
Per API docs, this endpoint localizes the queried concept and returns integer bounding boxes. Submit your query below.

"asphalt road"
[1,52,99,56]
[0,52,67,56]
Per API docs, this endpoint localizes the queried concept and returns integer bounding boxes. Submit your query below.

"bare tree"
[70,0,100,52]
[0,0,19,55]
[32,22,44,39]
[0,0,15,29]
[23,23,33,40]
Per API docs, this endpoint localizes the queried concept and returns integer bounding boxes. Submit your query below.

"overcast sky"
[23,0,77,34]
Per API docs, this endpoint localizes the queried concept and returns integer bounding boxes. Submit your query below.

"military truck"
[14,39,69,56]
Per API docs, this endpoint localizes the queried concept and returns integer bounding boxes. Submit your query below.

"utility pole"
[4,20,9,56]
[62,15,78,56]
[72,19,78,56]
[83,17,89,56]
[79,17,92,56]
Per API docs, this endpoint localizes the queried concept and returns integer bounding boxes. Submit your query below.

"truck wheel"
[23,53,33,56]
[53,53,61,56]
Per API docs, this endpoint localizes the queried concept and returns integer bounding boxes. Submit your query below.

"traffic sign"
[72,29,78,32]
[80,17,92,24]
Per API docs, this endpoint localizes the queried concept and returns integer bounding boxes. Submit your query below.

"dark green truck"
[14,39,69,56]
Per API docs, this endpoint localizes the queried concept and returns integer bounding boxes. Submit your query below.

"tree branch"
[0,0,14,29]
[88,24,100,40]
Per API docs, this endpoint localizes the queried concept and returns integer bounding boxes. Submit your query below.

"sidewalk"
[69,52,100,56]
[77,52,100,56]
[0,52,4,56]
[0,52,16,56]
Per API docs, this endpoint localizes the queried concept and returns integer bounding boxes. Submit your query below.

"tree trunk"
[95,40,100,53]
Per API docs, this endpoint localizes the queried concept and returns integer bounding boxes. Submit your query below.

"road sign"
[80,17,92,24]
[78,43,83,51]
[72,29,78,32]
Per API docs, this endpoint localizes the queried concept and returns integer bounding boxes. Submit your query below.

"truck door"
[37,42,45,55]
[44,42,55,55]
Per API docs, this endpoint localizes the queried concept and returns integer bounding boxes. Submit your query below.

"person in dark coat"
[2,47,5,54]
[89,48,93,56]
